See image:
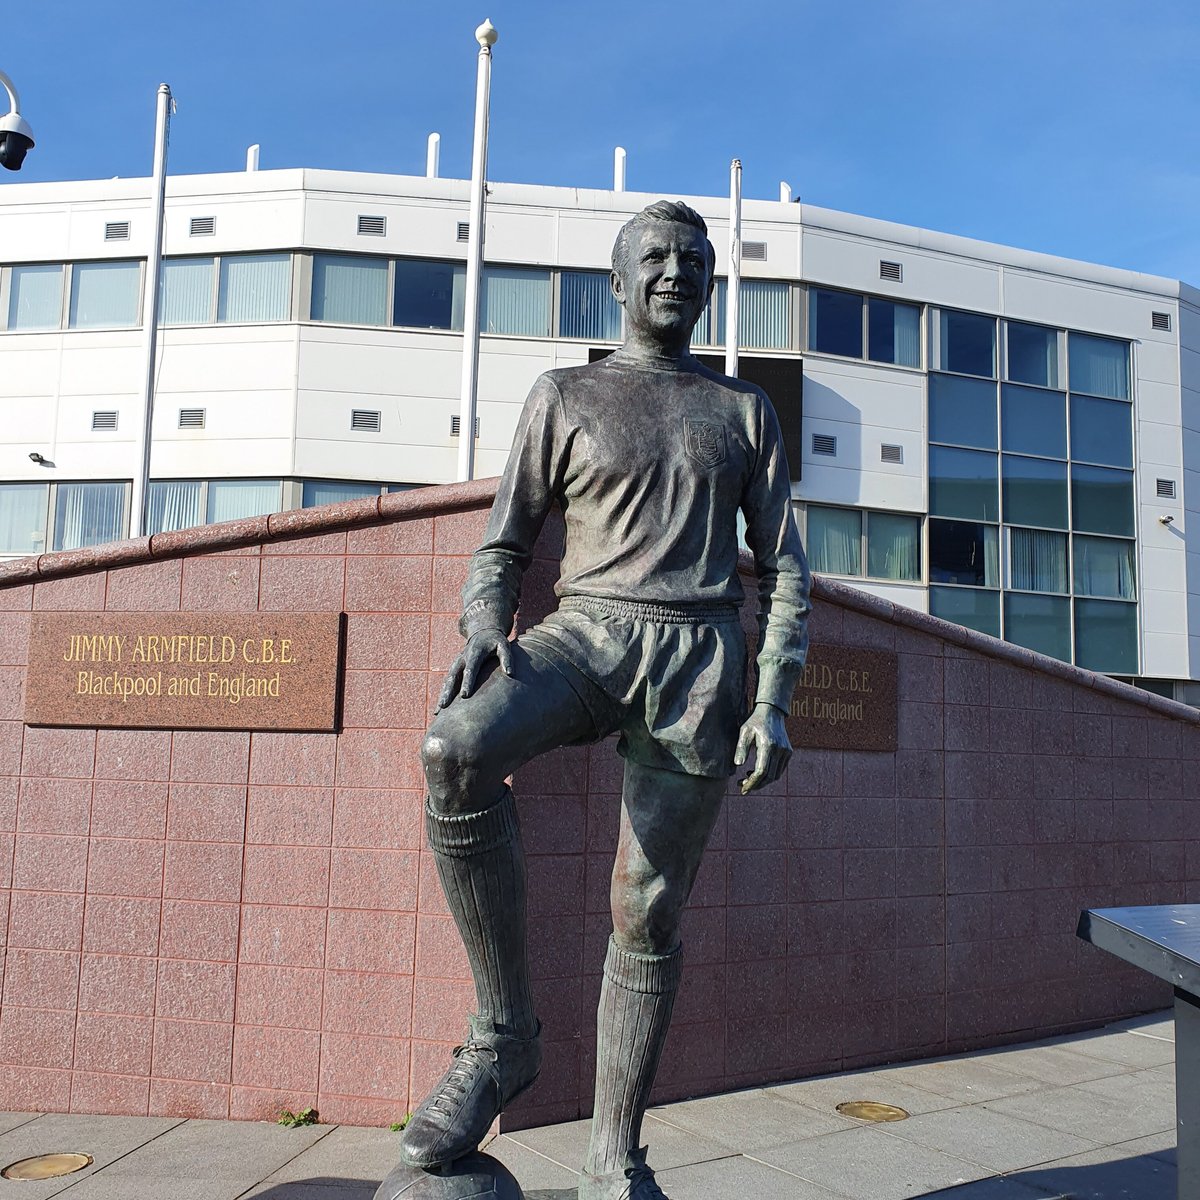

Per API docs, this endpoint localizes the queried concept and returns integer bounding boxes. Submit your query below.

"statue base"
[374,1152,525,1200]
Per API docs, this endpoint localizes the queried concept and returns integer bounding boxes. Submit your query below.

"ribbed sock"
[586,936,683,1175]
[425,789,538,1040]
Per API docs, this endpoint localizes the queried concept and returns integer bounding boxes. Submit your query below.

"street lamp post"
[457,18,498,482]
[129,83,173,540]
[0,69,35,171]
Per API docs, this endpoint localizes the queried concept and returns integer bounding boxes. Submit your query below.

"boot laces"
[626,1159,667,1199]
[428,1039,499,1116]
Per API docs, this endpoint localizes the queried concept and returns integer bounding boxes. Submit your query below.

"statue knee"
[421,724,485,815]
[611,870,683,957]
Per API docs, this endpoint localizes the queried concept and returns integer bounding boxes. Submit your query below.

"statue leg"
[401,644,597,1170]
[582,759,726,1198]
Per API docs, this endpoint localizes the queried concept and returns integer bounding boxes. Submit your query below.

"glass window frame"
[0,261,145,333]
[393,257,468,333]
[46,480,131,551]
[801,503,923,583]
[146,478,285,533]
[804,284,923,369]
[1003,320,1063,390]
[933,307,997,379]
[3,263,69,332]
[0,480,52,555]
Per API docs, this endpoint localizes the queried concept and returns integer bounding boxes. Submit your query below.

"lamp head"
[475,18,498,48]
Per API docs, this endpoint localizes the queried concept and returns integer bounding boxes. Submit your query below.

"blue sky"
[6,1,1200,280]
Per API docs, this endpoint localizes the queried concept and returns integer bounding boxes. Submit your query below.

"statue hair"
[611,201,717,279]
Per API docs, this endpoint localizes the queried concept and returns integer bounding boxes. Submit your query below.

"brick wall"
[0,480,1196,1128]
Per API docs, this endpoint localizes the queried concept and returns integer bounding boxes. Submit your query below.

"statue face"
[612,221,714,346]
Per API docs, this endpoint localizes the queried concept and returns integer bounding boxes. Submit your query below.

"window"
[938,309,995,377]
[69,261,141,329]
[1073,535,1136,599]
[1070,394,1132,468]
[311,254,388,325]
[559,270,621,341]
[8,265,63,330]
[301,480,385,507]
[928,445,999,522]
[739,281,791,350]
[0,482,49,554]
[218,254,291,323]
[1008,528,1067,592]
[805,505,920,581]
[1068,332,1129,400]
[1001,455,1068,529]
[208,480,281,522]
[147,480,283,533]
[395,259,466,331]
[52,482,126,550]
[147,480,203,533]
[808,288,862,358]
[928,373,997,450]
[690,279,726,347]
[1006,322,1059,389]
[1001,384,1066,458]
[481,267,551,337]
[929,586,1000,639]
[160,257,215,325]
[929,519,999,587]
[1071,465,1134,537]
[1004,593,1071,661]
[868,297,921,367]
[1075,598,1137,673]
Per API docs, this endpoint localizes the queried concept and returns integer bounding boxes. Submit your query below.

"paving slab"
[752,1125,990,1200]
[1013,1140,1177,1200]
[987,1069,1175,1145]
[921,1178,1062,1198]
[659,1153,849,1199]
[968,1043,1131,1087]
[879,1104,1096,1174]
[251,1124,403,1190]
[0,1112,40,1138]
[240,1182,378,1200]
[769,1067,965,1118]
[1053,1028,1178,1069]
[877,1058,1047,1105]
[648,1086,856,1152]
[488,1137,581,1191]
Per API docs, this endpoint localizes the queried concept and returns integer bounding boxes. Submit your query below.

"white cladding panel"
[1003,269,1175,341]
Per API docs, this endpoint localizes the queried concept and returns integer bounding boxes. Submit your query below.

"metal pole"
[779,181,792,203]
[427,132,441,179]
[130,83,172,540]
[725,158,742,378]
[246,144,260,171]
[457,19,497,482]
[614,146,626,192]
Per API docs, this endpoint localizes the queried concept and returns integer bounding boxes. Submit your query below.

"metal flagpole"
[457,19,498,482]
[725,158,742,378]
[129,83,172,539]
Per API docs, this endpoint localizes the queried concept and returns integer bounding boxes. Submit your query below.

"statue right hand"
[437,628,513,710]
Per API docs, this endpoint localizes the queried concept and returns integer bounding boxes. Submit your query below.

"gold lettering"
[279,639,292,665]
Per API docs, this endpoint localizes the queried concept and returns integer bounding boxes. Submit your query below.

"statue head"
[611,200,716,353]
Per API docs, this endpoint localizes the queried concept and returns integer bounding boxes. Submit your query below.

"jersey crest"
[684,419,726,468]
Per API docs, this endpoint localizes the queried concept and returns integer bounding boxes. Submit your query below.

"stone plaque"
[784,643,897,752]
[24,612,344,732]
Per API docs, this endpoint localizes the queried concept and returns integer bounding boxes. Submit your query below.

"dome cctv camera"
[0,110,34,171]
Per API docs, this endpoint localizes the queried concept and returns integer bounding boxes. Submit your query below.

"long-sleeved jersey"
[459,350,812,711]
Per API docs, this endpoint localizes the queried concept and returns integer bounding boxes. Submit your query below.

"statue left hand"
[734,702,793,795]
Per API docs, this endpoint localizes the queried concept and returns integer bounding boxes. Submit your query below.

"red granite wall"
[0,480,1196,1128]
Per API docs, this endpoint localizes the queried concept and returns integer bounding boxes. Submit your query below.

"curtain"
[160,258,214,325]
[1009,527,1067,592]
[892,302,921,367]
[147,480,203,534]
[983,524,1000,586]
[1074,536,1136,599]
[0,483,48,554]
[218,254,291,323]
[69,262,141,329]
[481,268,551,336]
[807,506,862,575]
[207,480,281,523]
[311,255,387,325]
[301,480,379,509]
[560,271,621,340]
[8,265,63,330]
[1069,332,1129,399]
[739,281,790,349]
[691,279,726,347]
[53,482,125,551]
[866,512,920,580]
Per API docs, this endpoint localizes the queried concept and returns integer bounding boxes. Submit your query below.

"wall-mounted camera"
[0,70,34,173]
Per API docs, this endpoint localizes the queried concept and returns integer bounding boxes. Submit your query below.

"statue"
[399,200,811,1199]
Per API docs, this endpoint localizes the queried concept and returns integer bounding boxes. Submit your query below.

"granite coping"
[0,472,1195,729]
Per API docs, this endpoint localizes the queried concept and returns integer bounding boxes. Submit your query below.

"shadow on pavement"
[924,1149,1176,1198]
[248,1178,379,1198]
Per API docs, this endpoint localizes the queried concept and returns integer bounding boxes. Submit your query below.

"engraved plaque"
[784,644,898,752]
[24,612,344,732]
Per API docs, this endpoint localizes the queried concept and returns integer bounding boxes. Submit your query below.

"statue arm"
[741,391,812,714]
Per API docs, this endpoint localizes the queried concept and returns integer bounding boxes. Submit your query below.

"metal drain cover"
[2,1153,94,1180]
[836,1100,909,1122]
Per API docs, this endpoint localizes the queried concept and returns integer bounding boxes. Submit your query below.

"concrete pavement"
[0,1011,1179,1199]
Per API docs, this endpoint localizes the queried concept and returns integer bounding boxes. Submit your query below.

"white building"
[0,167,1195,697]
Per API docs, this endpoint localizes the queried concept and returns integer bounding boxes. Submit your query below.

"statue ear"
[610,270,625,304]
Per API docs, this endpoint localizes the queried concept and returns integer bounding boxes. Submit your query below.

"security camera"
[0,69,35,172]
[1159,514,1175,526]
[28,451,45,464]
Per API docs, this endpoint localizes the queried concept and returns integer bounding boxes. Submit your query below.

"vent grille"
[189,216,215,237]
[351,409,382,432]
[742,241,767,261]
[104,221,130,241]
[357,215,387,237]
[1157,478,1177,499]
[450,415,480,438]
[456,222,470,242]
[880,443,903,464]
[178,408,206,429]
[880,260,903,282]
[91,410,118,431]
[812,433,837,457]
[1152,311,1172,332]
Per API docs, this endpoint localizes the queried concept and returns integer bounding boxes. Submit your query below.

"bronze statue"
[399,200,811,1199]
